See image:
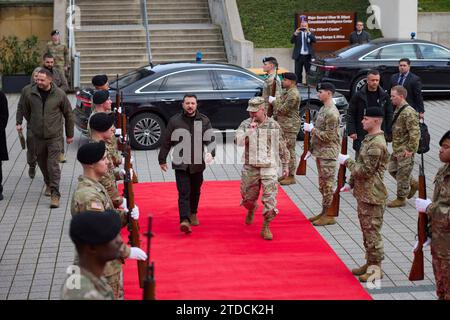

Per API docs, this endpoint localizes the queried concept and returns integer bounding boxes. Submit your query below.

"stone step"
[75,30,146,37]
[151,46,225,54]
[152,52,227,59]
[149,28,221,35]
[77,41,147,48]
[152,40,225,48]
[76,34,220,42]
[152,57,227,64]
[77,8,209,15]
[80,18,141,25]
[80,61,148,68]
[78,48,148,55]
[148,17,210,24]
[80,53,148,61]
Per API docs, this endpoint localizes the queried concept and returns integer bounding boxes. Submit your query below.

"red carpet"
[120,181,371,300]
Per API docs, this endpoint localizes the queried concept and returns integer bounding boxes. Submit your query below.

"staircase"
[74,0,228,87]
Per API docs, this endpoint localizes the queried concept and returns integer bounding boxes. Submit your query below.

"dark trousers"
[26,125,36,167]
[35,136,61,196]
[175,170,204,222]
[294,54,312,84]
[0,161,3,194]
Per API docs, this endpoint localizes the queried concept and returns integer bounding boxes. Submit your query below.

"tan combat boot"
[245,204,258,225]
[313,214,336,226]
[407,179,419,199]
[44,185,51,197]
[351,264,368,276]
[189,213,199,226]
[279,175,296,185]
[359,264,383,283]
[50,194,60,208]
[260,221,273,240]
[387,197,406,208]
[308,212,324,223]
[59,153,66,163]
[277,176,285,182]
[180,219,192,234]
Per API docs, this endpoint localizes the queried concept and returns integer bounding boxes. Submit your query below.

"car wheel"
[352,75,367,95]
[297,103,321,141]
[129,112,165,150]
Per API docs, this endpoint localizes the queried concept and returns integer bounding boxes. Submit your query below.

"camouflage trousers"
[26,125,36,167]
[284,132,298,176]
[240,165,278,221]
[34,136,62,196]
[357,200,385,264]
[316,158,337,209]
[105,271,123,300]
[432,256,450,300]
[388,154,415,198]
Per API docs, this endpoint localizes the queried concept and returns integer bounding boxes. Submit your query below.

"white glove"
[131,205,139,220]
[340,183,352,192]
[129,247,147,261]
[415,198,432,212]
[303,150,312,161]
[412,237,431,252]
[121,157,125,166]
[268,96,276,104]
[120,168,134,181]
[204,152,214,165]
[115,128,122,136]
[121,197,127,209]
[304,123,314,132]
[338,154,350,165]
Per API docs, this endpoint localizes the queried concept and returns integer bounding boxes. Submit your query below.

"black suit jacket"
[291,31,316,60]
[389,72,424,113]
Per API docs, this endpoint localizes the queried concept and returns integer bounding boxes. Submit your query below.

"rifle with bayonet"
[119,95,139,183]
[296,85,311,175]
[143,215,156,300]
[409,153,429,281]
[115,74,123,152]
[267,65,278,118]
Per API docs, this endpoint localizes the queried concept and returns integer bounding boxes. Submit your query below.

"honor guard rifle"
[119,95,139,183]
[115,74,123,152]
[267,65,278,117]
[296,85,311,175]
[143,215,156,300]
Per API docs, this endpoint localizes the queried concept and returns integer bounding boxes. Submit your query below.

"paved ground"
[0,94,448,300]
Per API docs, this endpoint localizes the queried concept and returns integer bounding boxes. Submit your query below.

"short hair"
[391,85,408,98]
[367,69,380,77]
[38,68,53,79]
[32,67,42,75]
[183,94,197,103]
[399,58,411,65]
[43,53,54,60]
[356,21,364,25]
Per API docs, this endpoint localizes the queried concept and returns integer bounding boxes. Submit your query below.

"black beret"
[262,56,278,65]
[70,210,121,246]
[92,74,108,87]
[317,82,336,94]
[439,130,450,146]
[364,107,384,118]
[51,30,59,36]
[89,112,114,132]
[283,72,297,82]
[92,90,110,105]
[77,141,106,165]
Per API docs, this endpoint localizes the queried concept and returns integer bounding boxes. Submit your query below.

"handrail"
[68,0,81,88]
[140,0,153,66]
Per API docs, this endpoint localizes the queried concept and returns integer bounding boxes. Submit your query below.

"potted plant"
[0,35,41,93]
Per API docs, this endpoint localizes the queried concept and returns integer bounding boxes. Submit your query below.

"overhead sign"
[295,12,356,52]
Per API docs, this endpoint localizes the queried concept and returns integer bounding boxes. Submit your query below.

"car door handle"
[225,97,239,100]
[161,98,175,102]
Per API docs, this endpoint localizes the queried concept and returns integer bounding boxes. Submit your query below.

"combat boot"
[387,197,406,208]
[180,219,192,234]
[59,153,66,163]
[308,213,324,223]
[351,264,368,276]
[260,221,273,240]
[407,179,419,199]
[359,264,383,283]
[313,215,336,226]
[28,166,36,179]
[279,175,296,185]
[44,185,51,197]
[50,194,60,208]
[245,204,258,225]
[189,213,199,226]
[277,176,285,182]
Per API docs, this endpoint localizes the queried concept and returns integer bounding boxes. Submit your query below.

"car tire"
[129,112,165,150]
[352,75,367,96]
[297,103,322,141]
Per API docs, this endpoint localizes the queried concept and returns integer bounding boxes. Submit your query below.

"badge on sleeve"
[89,201,104,211]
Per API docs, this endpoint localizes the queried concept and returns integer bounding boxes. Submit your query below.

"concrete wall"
[254,48,294,71]
[417,12,450,48]
[208,0,253,67]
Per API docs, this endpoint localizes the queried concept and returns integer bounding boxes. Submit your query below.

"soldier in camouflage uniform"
[71,141,146,299]
[387,85,420,208]
[62,211,123,300]
[415,130,450,300]
[236,97,290,240]
[261,57,282,108]
[340,107,389,283]
[269,72,301,185]
[304,82,341,226]
[46,30,69,76]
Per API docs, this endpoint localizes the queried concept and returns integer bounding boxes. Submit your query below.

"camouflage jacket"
[346,132,389,205]
[61,267,115,300]
[273,86,301,133]
[262,72,282,101]
[392,103,420,156]
[236,117,290,169]
[427,163,450,259]
[71,175,129,276]
[46,41,69,70]
[311,102,341,160]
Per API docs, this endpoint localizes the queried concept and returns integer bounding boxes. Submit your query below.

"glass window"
[140,77,164,92]
[111,67,154,88]
[217,70,262,90]
[419,44,450,59]
[377,44,417,60]
[159,70,213,91]
[362,49,380,60]
[337,43,373,59]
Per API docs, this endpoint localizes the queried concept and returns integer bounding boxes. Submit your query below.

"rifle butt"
[143,279,156,300]
[296,160,306,176]
[408,251,424,281]
[138,260,147,288]
[326,192,340,217]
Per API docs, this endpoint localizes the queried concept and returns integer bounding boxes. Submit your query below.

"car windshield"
[110,67,155,89]
[335,43,373,58]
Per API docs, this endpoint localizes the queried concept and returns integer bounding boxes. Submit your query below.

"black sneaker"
[0,193,3,201]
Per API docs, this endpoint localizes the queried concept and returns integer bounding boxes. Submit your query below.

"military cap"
[283,72,297,82]
[317,82,336,94]
[92,90,110,105]
[92,74,108,87]
[51,30,59,36]
[70,210,121,245]
[439,130,450,146]
[89,112,114,133]
[364,107,384,118]
[247,96,266,112]
[77,141,106,165]
[262,56,278,66]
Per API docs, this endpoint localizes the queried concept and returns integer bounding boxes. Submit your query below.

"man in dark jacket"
[291,20,316,84]
[0,91,8,201]
[349,21,371,45]
[347,70,393,158]
[158,94,215,234]
[389,58,424,119]
[22,68,74,208]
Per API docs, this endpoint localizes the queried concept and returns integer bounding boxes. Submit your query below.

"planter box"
[1,74,30,93]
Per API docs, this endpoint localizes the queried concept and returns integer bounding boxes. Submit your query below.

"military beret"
[92,90,110,105]
[89,112,114,133]
[283,72,297,82]
[364,107,384,118]
[439,130,450,146]
[247,96,266,112]
[92,74,108,87]
[51,30,59,36]
[70,210,121,246]
[77,141,106,165]
[317,82,336,94]
[262,56,278,66]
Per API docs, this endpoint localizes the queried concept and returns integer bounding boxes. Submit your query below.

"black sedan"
[74,62,349,150]
[307,38,450,97]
